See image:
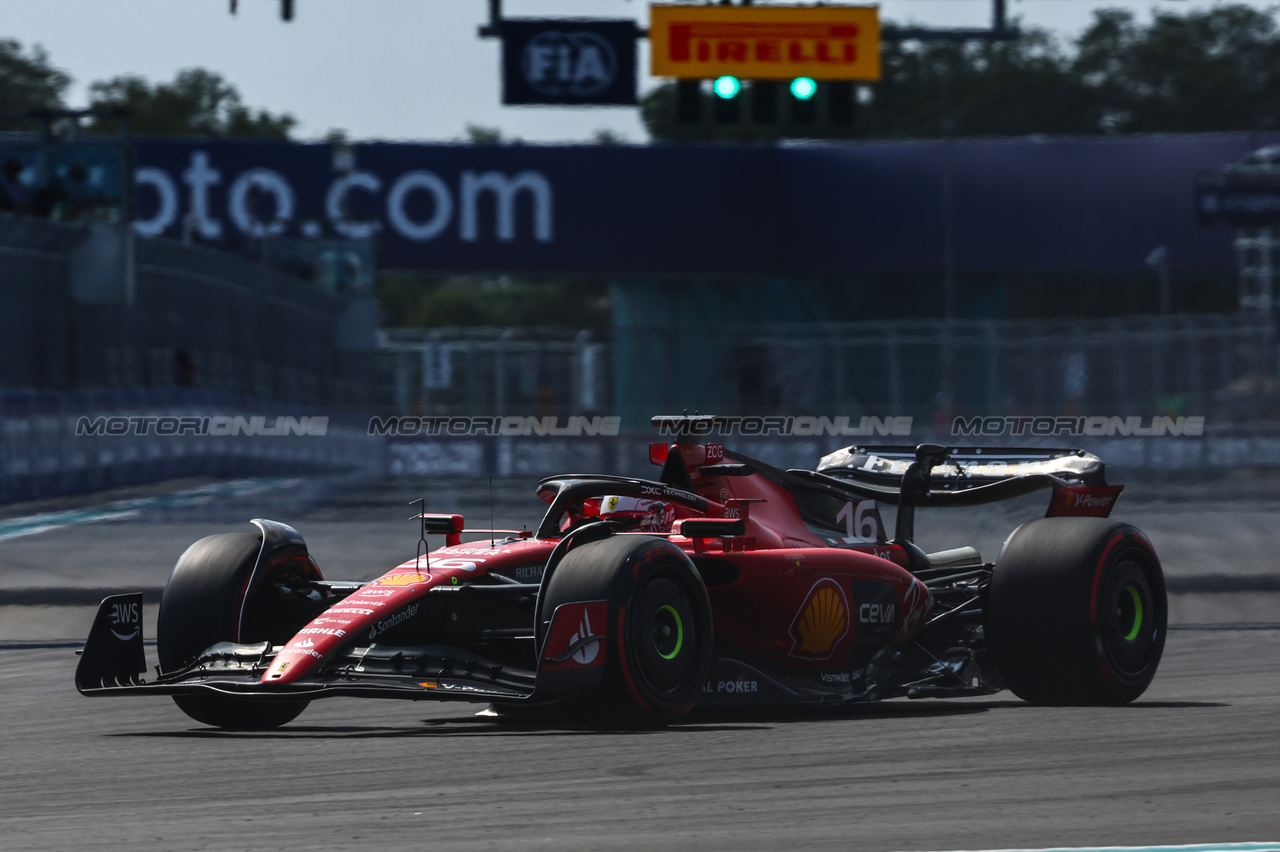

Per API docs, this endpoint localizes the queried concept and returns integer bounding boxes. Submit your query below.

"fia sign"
[502,20,638,106]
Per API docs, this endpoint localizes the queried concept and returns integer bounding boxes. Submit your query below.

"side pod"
[75,593,147,693]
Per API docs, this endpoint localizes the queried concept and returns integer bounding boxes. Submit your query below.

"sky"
[3,0,1275,143]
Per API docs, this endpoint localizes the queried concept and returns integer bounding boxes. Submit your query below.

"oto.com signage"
[132,141,558,270]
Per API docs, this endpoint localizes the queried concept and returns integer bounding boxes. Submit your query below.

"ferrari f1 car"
[77,415,1167,729]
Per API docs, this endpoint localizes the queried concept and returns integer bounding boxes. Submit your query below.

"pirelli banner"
[650,4,881,81]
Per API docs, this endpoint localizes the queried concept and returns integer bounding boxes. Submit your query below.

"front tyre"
[158,531,310,730]
[542,535,713,726]
[984,517,1167,705]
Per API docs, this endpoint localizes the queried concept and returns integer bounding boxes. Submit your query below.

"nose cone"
[262,569,436,684]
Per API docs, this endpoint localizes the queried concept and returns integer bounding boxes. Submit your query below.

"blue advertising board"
[131,133,1277,276]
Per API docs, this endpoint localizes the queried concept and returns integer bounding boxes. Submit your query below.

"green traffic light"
[790,77,817,101]
[713,76,742,99]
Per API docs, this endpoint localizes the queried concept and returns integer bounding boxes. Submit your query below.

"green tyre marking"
[1122,584,1144,641]
[656,604,684,660]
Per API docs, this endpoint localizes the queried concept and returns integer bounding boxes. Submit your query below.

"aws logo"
[108,600,140,641]
[788,579,849,661]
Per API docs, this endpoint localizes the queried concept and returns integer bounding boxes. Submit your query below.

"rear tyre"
[985,517,1166,705]
[542,535,713,726]
[157,532,309,730]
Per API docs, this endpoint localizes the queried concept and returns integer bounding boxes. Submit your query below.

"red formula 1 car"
[77,416,1167,729]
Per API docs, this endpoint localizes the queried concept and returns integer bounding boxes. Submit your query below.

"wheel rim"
[630,574,699,696]
[1100,555,1162,679]
[654,604,684,660]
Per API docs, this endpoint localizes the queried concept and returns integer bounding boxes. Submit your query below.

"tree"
[592,128,626,145]
[1075,6,1280,133]
[85,68,295,139]
[379,275,611,332]
[862,30,1093,139]
[0,39,71,130]
[461,123,508,145]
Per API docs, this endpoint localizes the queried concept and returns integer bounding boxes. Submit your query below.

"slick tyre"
[157,532,308,730]
[985,517,1166,705]
[543,535,713,726]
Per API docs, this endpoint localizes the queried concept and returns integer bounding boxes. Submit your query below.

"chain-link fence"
[378,328,611,415]
[1,215,373,405]
[377,314,1278,427]
[9,213,1272,423]
[617,314,1278,425]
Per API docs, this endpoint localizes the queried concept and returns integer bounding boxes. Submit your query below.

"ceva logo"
[133,150,555,245]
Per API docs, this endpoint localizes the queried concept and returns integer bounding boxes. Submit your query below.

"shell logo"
[788,578,850,661]
[376,572,430,586]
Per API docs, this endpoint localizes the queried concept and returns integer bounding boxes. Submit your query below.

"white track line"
[911,839,1280,844]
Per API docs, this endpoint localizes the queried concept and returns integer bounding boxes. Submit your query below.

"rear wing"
[806,444,1121,522]
[815,445,1108,491]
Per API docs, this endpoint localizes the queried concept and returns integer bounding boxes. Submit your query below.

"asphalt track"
[2,630,1278,851]
[1,476,1278,850]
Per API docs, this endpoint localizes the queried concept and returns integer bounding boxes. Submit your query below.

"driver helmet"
[599,495,676,533]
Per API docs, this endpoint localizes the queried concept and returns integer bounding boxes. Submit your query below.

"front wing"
[76,594,540,705]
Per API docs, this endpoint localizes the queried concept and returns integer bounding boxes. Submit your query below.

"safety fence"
[0,388,382,504]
